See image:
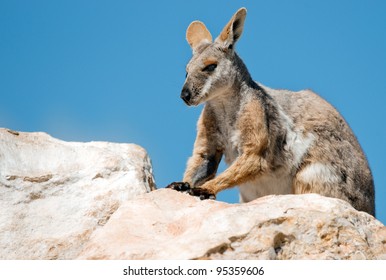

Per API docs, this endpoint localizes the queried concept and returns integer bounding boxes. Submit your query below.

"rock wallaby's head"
[181,8,247,106]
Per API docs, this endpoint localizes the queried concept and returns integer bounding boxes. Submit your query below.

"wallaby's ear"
[186,21,212,52]
[216,7,247,49]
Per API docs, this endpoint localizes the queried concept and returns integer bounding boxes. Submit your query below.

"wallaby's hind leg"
[293,162,342,195]
[293,162,374,215]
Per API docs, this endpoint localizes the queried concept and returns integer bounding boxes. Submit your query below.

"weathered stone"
[79,189,385,260]
[0,128,155,259]
[2,128,384,260]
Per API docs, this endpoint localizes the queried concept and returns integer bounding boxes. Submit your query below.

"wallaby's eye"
[185,72,188,78]
[202,63,217,73]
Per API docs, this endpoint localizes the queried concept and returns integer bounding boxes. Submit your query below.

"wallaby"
[167,7,375,215]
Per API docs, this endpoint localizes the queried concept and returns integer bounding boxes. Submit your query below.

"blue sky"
[1,0,385,224]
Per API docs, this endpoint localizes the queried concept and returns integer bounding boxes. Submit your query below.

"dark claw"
[165,182,216,200]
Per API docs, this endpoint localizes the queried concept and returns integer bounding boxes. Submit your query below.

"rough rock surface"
[1,128,385,260]
[79,189,386,260]
[0,128,155,259]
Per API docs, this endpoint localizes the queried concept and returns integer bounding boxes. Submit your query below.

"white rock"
[0,128,155,259]
[2,128,384,260]
[79,189,386,260]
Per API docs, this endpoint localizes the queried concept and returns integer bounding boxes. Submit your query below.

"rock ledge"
[79,189,386,260]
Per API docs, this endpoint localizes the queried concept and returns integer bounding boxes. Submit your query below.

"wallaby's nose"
[181,86,192,105]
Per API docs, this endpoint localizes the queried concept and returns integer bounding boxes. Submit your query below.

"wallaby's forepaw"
[165,182,216,200]
[188,187,216,200]
[166,181,191,192]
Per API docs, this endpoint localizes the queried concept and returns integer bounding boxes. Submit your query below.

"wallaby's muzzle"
[181,85,192,105]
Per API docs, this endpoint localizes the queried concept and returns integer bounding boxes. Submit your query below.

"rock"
[0,128,155,259]
[79,189,386,260]
[1,128,384,260]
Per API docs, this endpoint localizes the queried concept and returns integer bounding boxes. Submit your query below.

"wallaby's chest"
[213,107,241,165]
[222,128,241,165]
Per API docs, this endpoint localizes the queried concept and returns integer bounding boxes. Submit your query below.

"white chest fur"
[223,129,241,164]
